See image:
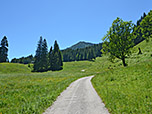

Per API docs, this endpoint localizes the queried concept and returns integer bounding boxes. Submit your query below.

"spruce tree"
[0,36,9,62]
[87,50,92,60]
[41,39,49,71]
[48,46,53,70]
[51,40,63,71]
[143,12,146,18]
[140,10,152,41]
[91,48,96,60]
[33,36,43,72]
[58,49,63,67]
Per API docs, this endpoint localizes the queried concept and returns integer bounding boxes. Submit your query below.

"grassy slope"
[0,63,31,74]
[92,40,152,113]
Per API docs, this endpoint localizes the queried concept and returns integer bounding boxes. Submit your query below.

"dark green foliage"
[134,10,152,44]
[0,36,9,62]
[133,12,147,45]
[136,12,146,26]
[33,36,43,72]
[140,10,152,41]
[51,41,63,71]
[91,48,96,60]
[87,48,95,60]
[11,55,34,64]
[48,46,53,70]
[33,38,63,72]
[33,37,50,72]
[102,17,134,67]
[41,39,49,71]
[62,43,102,62]
[87,51,92,60]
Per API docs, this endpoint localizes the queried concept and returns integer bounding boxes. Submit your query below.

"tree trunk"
[122,58,127,67]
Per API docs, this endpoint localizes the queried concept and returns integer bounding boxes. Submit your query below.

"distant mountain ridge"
[67,41,94,50]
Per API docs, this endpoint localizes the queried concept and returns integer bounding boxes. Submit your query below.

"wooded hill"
[62,43,102,62]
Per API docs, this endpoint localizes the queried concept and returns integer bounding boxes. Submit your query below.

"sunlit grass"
[0,63,31,74]
[0,74,82,113]
[0,60,97,113]
[92,40,152,113]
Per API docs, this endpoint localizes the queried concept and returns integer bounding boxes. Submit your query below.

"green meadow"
[0,40,152,113]
[0,63,31,74]
[92,40,152,113]
[0,61,94,113]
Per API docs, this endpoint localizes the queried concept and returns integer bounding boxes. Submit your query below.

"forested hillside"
[62,43,102,62]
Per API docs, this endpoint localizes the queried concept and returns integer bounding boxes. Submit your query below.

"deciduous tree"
[102,17,134,66]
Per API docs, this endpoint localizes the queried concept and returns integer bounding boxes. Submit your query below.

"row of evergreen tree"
[11,43,103,63]
[0,36,9,63]
[62,43,102,62]
[33,36,63,72]
[11,55,34,64]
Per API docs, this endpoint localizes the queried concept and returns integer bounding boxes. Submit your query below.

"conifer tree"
[51,40,63,71]
[41,39,49,71]
[0,36,9,62]
[87,50,92,60]
[134,12,147,44]
[91,48,96,60]
[33,36,43,72]
[83,51,87,60]
[58,49,63,67]
[48,46,53,70]
[140,10,152,41]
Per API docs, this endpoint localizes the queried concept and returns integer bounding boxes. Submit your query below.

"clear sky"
[0,0,152,60]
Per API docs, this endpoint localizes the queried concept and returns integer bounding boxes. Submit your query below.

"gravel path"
[43,76,109,114]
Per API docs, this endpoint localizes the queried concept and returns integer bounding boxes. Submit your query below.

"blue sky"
[0,0,152,60]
